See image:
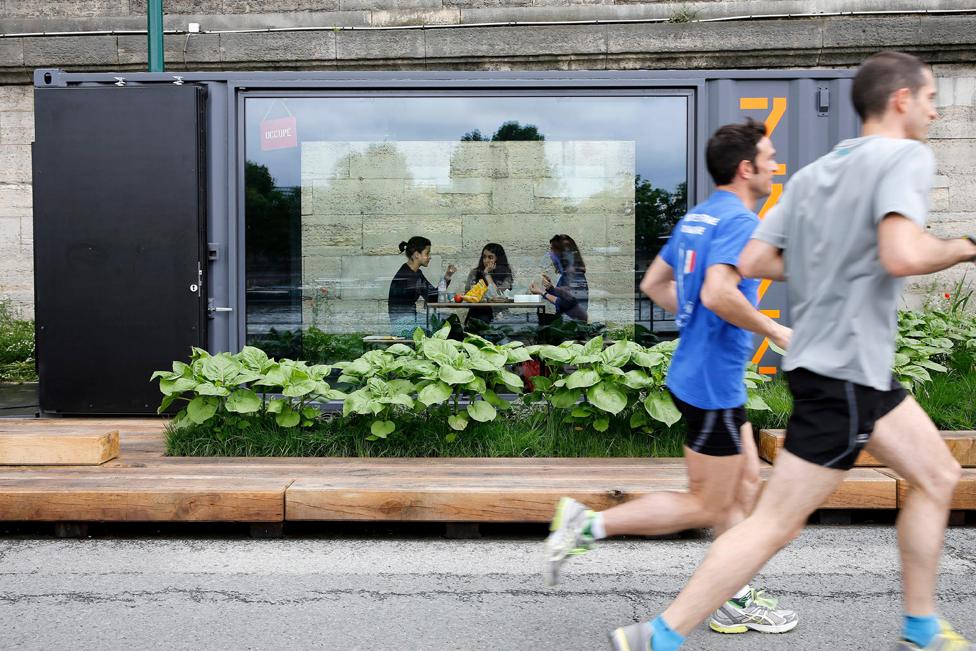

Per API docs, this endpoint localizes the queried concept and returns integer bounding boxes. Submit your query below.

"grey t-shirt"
[753,136,936,391]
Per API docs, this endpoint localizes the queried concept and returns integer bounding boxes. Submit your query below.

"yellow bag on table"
[462,279,489,303]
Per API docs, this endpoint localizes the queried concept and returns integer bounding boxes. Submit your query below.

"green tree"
[460,121,545,142]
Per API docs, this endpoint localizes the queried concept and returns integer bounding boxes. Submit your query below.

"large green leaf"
[494,369,523,392]
[537,345,572,363]
[201,354,242,384]
[195,382,230,397]
[629,409,650,430]
[565,369,600,389]
[467,400,497,423]
[632,351,665,369]
[448,413,469,431]
[275,405,300,428]
[619,370,652,389]
[505,347,531,364]
[581,335,604,356]
[550,388,581,409]
[266,398,287,414]
[600,341,632,367]
[643,391,681,427]
[187,396,219,424]
[225,389,261,414]
[418,381,453,406]
[255,364,290,387]
[439,365,475,386]
[587,381,627,415]
[423,337,458,364]
[237,346,270,371]
[344,357,373,376]
[387,343,413,355]
[745,393,771,411]
[386,379,416,395]
[593,417,610,432]
[172,360,192,377]
[343,390,373,416]
[370,420,396,438]
[156,393,178,414]
[158,376,198,396]
[484,390,511,411]
[464,376,487,395]
[282,380,317,397]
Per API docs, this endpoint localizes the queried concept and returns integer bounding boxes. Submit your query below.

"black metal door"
[32,85,207,414]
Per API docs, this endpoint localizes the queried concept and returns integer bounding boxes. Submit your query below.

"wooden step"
[880,468,976,510]
[0,420,120,465]
[285,466,897,522]
[758,429,976,467]
[0,472,288,521]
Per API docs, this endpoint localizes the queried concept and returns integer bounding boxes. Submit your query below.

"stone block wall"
[300,140,635,333]
[0,85,33,318]
[905,64,976,309]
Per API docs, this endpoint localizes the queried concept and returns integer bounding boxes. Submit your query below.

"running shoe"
[543,496,595,587]
[609,621,653,651]
[708,587,798,634]
[895,620,975,650]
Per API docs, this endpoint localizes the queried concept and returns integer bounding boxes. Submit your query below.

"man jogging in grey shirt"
[608,51,976,651]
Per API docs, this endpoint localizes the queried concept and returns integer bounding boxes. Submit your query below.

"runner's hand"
[770,324,793,352]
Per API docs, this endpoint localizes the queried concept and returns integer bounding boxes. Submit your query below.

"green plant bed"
[165,406,689,458]
[0,298,36,383]
[747,370,976,433]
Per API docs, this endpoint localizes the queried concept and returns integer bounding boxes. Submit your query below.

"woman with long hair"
[463,242,514,325]
[531,234,589,322]
[387,236,455,335]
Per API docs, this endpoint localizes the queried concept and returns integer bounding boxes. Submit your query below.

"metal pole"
[147,0,164,72]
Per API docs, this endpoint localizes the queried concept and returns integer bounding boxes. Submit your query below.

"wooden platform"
[758,429,976,468]
[0,418,969,524]
[0,420,119,465]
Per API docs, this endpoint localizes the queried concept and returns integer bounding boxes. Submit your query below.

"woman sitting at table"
[463,242,514,325]
[530,234,589,322]
[388,236,456,335]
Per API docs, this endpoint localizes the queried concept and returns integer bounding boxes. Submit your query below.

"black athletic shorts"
[783,367,908,470]
[668,390,746,457]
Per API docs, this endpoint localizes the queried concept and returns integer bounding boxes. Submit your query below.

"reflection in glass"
[244,96,688,363]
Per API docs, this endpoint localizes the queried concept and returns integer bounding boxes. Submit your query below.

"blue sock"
[649,616,685,651]
[903,614,940,648]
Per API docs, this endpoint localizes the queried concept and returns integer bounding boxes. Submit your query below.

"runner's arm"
[639,256,678,314]
[878,215,976,277]
[701,263,791,350]
[739,239,785,281]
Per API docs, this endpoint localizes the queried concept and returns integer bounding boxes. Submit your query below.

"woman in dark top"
[463,242,514,326]
[531,234,589,322]
[388,236,455,335]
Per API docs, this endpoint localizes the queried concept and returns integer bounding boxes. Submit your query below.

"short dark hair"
[398,235,431,258]
[705,119,767,186]
[852,51,929,121]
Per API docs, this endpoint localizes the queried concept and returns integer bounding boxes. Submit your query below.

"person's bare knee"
[689,482,736,527]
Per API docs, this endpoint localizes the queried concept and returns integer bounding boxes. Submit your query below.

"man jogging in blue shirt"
[544,118,797,636]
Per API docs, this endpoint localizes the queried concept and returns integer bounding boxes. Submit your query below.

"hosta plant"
[151,346,346,431]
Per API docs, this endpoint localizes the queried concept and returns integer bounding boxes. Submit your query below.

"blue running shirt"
[660,190,761,409]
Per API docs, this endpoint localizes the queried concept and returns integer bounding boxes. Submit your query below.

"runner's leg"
[660,450,844,635]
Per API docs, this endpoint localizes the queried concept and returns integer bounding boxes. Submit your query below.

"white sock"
[588,512,607,540]
[732,585,751,601]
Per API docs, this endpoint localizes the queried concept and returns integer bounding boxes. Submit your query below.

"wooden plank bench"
[758,429,976,467]
[879,468,976,510]
[285,466,897,522]
[0,472,289,522]
[0,420,119,465]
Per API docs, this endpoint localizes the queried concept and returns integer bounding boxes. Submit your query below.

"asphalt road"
[1,524,974,650]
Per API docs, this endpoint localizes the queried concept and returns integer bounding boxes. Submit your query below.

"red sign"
[260,116,298,151]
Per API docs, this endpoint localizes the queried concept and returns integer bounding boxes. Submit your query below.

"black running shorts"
[669,390,746,457]
[783,367,908,470]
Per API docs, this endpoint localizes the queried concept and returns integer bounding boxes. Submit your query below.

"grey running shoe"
[708,588,798,634]
[894,620,974,650]
[609,621,653,651]
[542,496,595,587]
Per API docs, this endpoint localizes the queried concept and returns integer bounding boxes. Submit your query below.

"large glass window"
[243,93,689,362]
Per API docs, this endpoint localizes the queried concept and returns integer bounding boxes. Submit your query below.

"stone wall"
[0,85,33,318]
[300,140,635,333]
